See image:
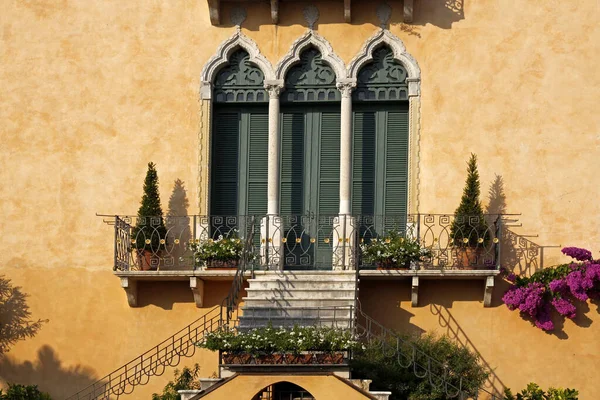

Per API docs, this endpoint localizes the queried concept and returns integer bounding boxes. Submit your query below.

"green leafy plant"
[197,325,359,356]
[131,162,167,252]
[0,384,52,400]
[503,383,578,400]
[189,231,245,268]
[360,231,431,268]
[151,364,201,400]
[351,333,489,400]
[450,154,490,248]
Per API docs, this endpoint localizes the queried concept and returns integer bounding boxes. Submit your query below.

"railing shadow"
[0,345,99,399]
[429,304,505,397]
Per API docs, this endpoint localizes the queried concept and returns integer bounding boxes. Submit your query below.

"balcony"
[107,214,507,307]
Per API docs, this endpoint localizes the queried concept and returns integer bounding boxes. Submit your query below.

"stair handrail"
[64,305,223,400]
[220,215,255,325]
[354,306,502,400]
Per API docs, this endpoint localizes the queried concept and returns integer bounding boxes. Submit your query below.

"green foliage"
[513,264,573,288]
[360,231,432,267]
[198,325,359,356]
[0,384,52,400]
[450,154,489,247]
[351,333,489,400]
[151,364,201,400]
[0,276,47,355]
[189,231,245,267]
[504,383,579,400]
[132,162,167,250]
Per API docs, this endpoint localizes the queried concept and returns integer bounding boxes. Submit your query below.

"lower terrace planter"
[222,352,346,365]
[206,259,239,270]
[376,260,410,270]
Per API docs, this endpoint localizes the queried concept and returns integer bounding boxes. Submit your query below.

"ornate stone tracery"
[283,48,339,102]
[213,50,267,103]
[354,46,409,101]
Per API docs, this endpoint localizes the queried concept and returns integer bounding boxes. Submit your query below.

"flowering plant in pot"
[189,231,244,269]
[502,247,600,331]
[449,154,490,269]
[360,231,431,269]
[197,325,359,365]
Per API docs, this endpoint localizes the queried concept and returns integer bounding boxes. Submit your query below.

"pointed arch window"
[210,49,268,218]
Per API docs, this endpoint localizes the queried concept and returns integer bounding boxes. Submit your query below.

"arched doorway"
[252,381,315,400]
[279,46,341,269]
[352,45,410,236]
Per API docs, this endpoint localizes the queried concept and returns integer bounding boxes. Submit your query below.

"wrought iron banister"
[65,305,225,400]
[354,306,502,399]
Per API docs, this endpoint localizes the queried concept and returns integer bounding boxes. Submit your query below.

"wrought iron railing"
[354,306,503,399]
[109,213,508,272]
[65,305,226,400]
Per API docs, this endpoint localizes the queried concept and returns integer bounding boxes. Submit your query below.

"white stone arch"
[348,29,421,96]
[275,30,347,82]
[348,29,422,214]
[200,30,276,99]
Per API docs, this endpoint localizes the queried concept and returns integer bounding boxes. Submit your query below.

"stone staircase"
[238,271,357,330]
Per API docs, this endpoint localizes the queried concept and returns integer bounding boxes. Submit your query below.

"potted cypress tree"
[132,162,167,270]
[450,154,490,269]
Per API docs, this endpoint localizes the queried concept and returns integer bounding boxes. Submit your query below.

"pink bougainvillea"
[501,247,600,331]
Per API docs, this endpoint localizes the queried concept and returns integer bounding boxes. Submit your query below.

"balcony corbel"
[190,277,205,308]
[120,277,138,307]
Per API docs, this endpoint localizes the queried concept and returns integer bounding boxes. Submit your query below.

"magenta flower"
[566,270,592,302]
[551,297,577,319]
[561,247,593,262]
[506,273,516,283]
[535,303,554,331]
[549,278,568,294]
[502,286,526,311]
[518,283,545,317]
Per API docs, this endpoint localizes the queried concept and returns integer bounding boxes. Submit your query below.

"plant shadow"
[165,179,192,271]
[0,345,99,399]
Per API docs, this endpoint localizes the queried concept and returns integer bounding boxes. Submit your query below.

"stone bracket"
[483,275,494,307]
[121,277,138,307]
[411,276,419,307]
[190,277,205,308]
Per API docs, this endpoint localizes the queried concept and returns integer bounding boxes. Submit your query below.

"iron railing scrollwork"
[65,306,226,400]
[354,306,503,399]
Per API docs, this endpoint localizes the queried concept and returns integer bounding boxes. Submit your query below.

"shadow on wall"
[217,1,425,36]
[0,345,98,399]
[358,280,425,336]
[166,179,192,270]
[137,280,233,309]
[429,304,505,397]
[411,0,464,29]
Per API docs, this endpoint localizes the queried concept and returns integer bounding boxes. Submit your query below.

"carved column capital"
[264,80,284,99]
[336,80,356,98]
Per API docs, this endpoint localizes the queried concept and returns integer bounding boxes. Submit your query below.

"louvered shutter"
[280,112,305,215]
[317,112,340,215]
[210,111,239,216]
[352,111,376,215]
[246,112,268,217]
[383,110,408,217]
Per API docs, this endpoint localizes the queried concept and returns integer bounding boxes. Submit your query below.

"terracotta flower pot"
[456,247,482,269]
[137,249,159,271]
[222,353,252,364]
[207,259,239,269]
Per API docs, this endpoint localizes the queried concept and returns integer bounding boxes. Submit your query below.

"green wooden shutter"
[352,111,376,215]
[383,110,409,217]
[210,111,239,216]
[280,112,305,215]
[246,112,268,217]
[317,112,341,215]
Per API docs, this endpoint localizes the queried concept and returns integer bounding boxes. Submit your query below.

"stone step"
[248,280,357,290]
[242,297,354,308]
[242,306,354,319]
[245,288,355,299]
[237,317,353,330]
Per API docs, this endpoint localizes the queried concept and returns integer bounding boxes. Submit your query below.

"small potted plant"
[360,231,431,270]
[450,154,490,269]
[190,231,244,269]
[131,162,167,270]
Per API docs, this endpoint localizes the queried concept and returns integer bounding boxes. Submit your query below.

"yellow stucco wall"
[1,0,599,398]
[197,374,373,400]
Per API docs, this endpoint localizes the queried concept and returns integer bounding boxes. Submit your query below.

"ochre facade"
[1,0,599,399]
